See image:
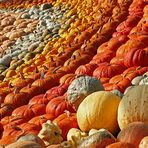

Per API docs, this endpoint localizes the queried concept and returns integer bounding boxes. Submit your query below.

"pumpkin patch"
[0,0,147,147]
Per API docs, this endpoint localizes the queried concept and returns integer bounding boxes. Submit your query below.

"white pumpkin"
[131,76,143,86]
[118,85,148,129]
[139,76,148,85]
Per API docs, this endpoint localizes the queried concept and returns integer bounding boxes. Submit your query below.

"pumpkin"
[131,75,143,86]
[93,63,126,79]
[77,91,121,134]
[17,134,45,147]
[59,73,76,85]
[32,71,56,92]
[67,75,104,110]
[90,50,115,65]
[124,48,148,67]
[139,76,148,85]
[106,142,135,148]
[118,85,148,129]
[110,56,124,65]
[29,94,49,105]
[75,63,98,76]
[0,103,14,119]
[46,95,74,118]
[117,122,148,148]
[38,120,63,146]
[10,73,32,89]
[6,141,44,148]
[20,85,42,98]
[139,136,148,148]
[109,74,132,93]
[0,135,18,146]
[4,88,29,108]
[77,129,116,148]
[46,84,68,97]
[29,114,55,128]
[2,123,41,138]
[12,104,46,121]
[53,111,78,140]
[1,115,25,127]
[0,86,13,103]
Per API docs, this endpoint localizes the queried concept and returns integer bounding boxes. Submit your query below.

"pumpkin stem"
[40,70,45,79]
[8,83,13,89]
[136,66,142,71]
[43,93,48,98]
[76,27,81,35]
[27,83,31,88]
[98,26,102,33]
[40,116,45,120]
[73,38,78,44]
[71,55,76,60]
[50,56,54,62]
[29,104,34,108]
[18,72,25,80]
[14,87,19,94]
[91,24,94,30]
[68,42,71,48]
[52,66,61,74]
[11,125,22,131]
[108,17,113,22]
[64,110,71,118]
[81,40,87,50]
[33,66,39,74]
[42,65,49,71]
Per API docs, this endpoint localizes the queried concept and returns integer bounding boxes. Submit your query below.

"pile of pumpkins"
[0,0,148,147]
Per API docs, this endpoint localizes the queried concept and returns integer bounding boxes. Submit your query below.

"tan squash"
[6,141,43,148]
[77,129,116,148]
[118,85,148,130]
[17,134,45,147]
[77,91,121,134]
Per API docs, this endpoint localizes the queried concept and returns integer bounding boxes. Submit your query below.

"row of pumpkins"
[0,0,148,147]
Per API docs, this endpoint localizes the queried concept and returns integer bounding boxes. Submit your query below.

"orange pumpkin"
[117,122,148,148]
[46,95,75,118]
[53,112,78,140]
[0,103,14,120]
[106,142,135,148]
[12,104,46,121]
[4,88,29,108]
[29,114,55,128]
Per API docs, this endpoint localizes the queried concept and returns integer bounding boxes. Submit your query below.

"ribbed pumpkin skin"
[77,91,121,134]
[77,129,116,148]
[106,142,135,148]
[117,122,148,148]
[118,85,148,129]
[67,75,104,110]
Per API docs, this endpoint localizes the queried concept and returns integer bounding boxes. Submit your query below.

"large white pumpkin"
[118,85,148,130]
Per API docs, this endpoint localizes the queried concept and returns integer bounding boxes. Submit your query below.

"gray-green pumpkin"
[67,75,104,110]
